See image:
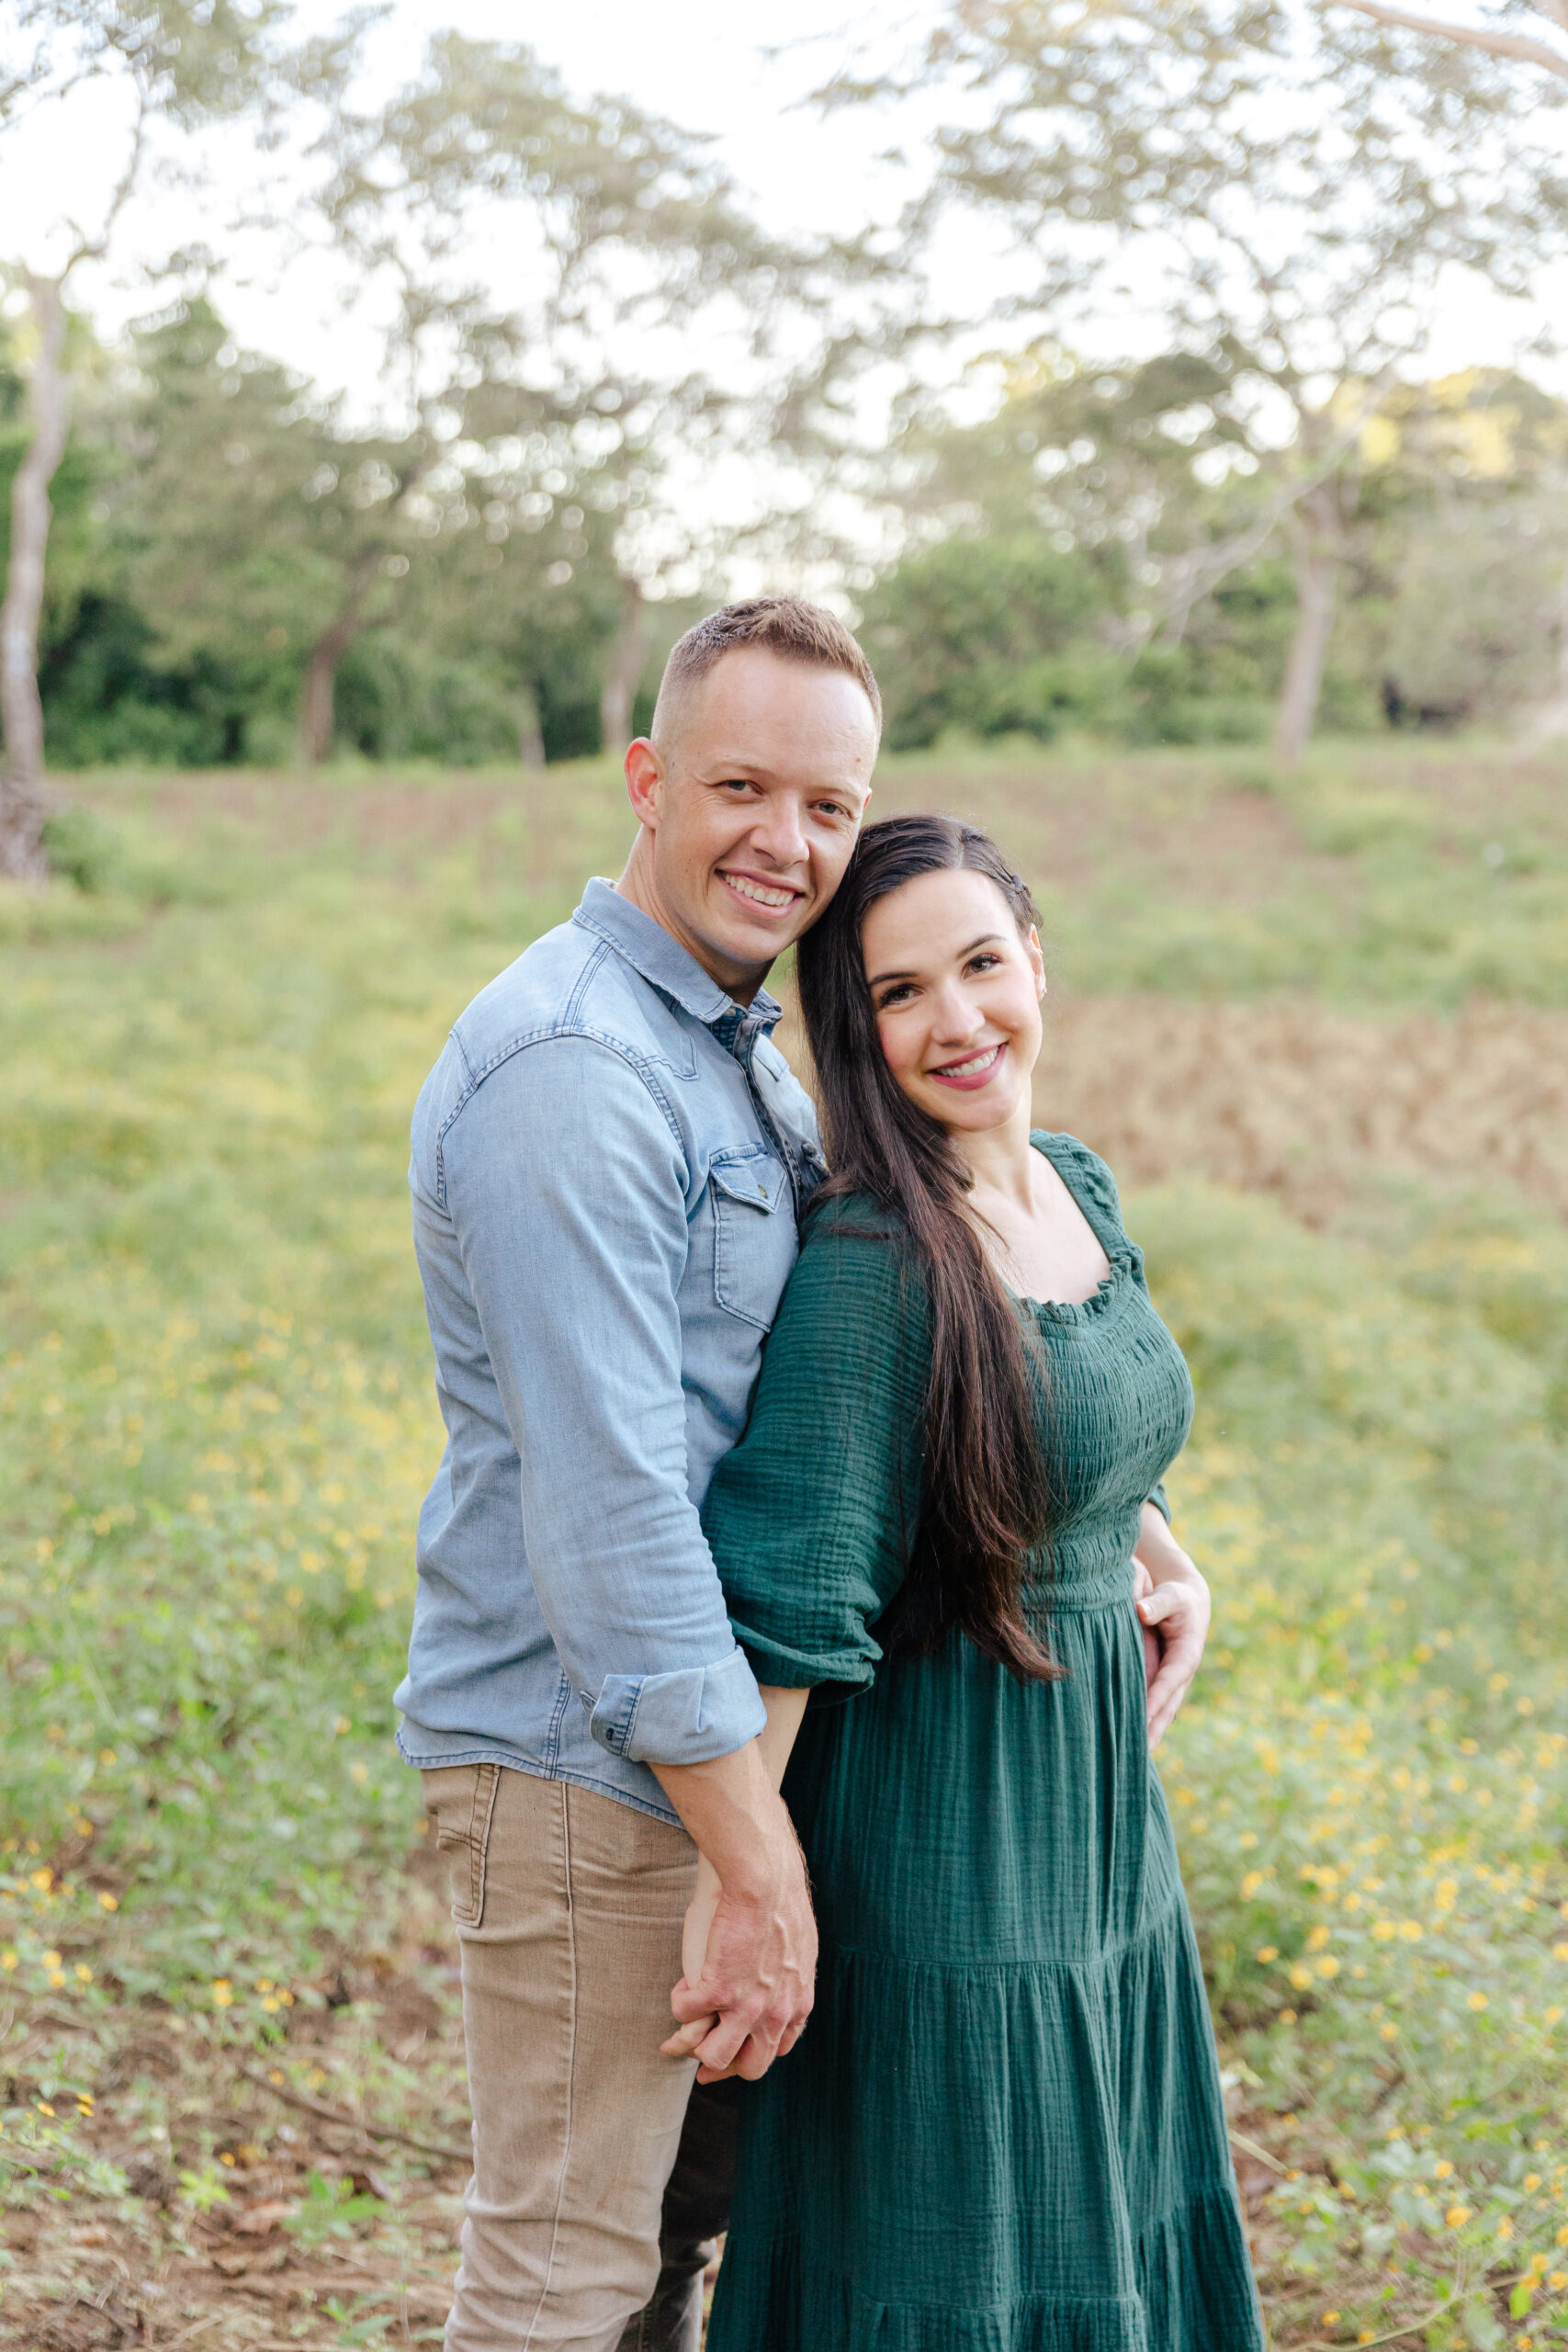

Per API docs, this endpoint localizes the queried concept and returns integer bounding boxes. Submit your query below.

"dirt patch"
[1034,994,1568,1223]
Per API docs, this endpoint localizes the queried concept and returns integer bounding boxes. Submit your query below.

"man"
[398,597,881,2351]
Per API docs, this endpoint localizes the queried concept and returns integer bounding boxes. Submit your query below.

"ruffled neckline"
[1007,1134,1137,1328]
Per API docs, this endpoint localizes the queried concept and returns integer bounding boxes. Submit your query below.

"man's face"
[623,647,877,996]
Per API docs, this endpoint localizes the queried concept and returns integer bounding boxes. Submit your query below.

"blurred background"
[3,6,1567,2349]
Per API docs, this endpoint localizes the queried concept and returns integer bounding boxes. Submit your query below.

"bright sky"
[4,0,1566,461]
[2,3,933,394]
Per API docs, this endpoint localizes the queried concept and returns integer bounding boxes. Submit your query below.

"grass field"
[3,739,1567,2351]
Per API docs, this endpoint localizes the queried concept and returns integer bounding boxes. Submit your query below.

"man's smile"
[718,868,805,913]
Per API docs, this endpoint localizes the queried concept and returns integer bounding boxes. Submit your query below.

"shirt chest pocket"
[708,1148,792,1329]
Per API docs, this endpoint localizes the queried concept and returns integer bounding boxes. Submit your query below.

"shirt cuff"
[587,1645,767,1766]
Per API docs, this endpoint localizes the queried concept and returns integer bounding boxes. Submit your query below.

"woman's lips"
[926,1042,1005,1091]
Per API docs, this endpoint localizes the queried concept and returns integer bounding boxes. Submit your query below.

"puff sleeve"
[701,1203,930,1703]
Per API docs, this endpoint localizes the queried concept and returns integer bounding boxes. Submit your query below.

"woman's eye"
[876,985,914,1008]
[968,954,1002,974]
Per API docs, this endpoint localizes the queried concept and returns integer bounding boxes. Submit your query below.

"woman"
[682,814,1264,2351]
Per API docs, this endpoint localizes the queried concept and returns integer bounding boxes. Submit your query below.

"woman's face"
[860,866,1045,1136]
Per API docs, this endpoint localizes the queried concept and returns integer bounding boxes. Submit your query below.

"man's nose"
[748,795,809,871]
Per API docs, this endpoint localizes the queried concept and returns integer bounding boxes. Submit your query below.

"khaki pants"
[423,1763,701,2352]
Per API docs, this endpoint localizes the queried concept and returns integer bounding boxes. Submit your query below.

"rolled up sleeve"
[439,1036,765,1767]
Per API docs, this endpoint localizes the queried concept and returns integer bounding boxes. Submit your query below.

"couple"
[398,598,1264,2352]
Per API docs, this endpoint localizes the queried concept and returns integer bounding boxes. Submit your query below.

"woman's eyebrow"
[866,932,1004,988]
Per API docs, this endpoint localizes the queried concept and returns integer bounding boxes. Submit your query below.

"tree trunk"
[1272,482,1343,768]
[297,587,374,766]
[599,572,646,759]
[517,682,546,768]
[0,273,71,882]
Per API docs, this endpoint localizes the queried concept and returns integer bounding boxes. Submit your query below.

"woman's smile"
[926,1040,1006,1090]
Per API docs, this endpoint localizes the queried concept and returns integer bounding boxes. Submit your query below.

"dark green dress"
[701,1134,1264,2352]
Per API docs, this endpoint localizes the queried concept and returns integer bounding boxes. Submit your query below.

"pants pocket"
[422,1762,502,1928]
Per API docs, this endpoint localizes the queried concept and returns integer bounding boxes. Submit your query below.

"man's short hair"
[651,596,882,747]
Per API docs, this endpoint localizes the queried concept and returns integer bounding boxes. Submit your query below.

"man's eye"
[814,800,851,820]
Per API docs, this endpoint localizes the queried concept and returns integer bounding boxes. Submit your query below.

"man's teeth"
[724,875,795,910]
[935,1046,1000,1078]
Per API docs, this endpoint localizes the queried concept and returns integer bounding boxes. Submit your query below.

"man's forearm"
[651,1732,799,1897]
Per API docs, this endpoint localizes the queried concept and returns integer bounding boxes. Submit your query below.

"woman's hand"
[1133,1502,1212,1749]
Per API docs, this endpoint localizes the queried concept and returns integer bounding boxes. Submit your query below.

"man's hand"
[661,1858,816,2082]
[651,1734,817,2084]
[1133,1501,1212,1749]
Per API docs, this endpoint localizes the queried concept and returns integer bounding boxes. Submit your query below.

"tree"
[861,533,1115,746]
[1331,0,1568,82]
[0,0,327,876]
[866,349,1331,743]
[829,0,1568,760]
[1366,371,1568,730]
[305,34,820,763]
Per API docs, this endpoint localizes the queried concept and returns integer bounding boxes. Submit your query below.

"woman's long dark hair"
[796,813,1063,1683]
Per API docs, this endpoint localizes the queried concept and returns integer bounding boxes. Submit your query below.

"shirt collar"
[572,877,783,1034]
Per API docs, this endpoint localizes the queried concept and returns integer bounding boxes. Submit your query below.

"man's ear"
[625,738,664,828]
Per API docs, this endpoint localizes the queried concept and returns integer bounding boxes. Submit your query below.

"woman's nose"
[929,984,982,1042]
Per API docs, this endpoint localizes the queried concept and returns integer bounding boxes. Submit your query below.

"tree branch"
[1332,0,1568,80]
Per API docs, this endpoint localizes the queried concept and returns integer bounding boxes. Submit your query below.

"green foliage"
[864,533,1297,751]
[863,534,1115,747]
[285,2171,386,2249]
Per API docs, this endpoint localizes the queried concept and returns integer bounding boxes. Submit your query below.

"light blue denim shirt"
[396,879,825,1824]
